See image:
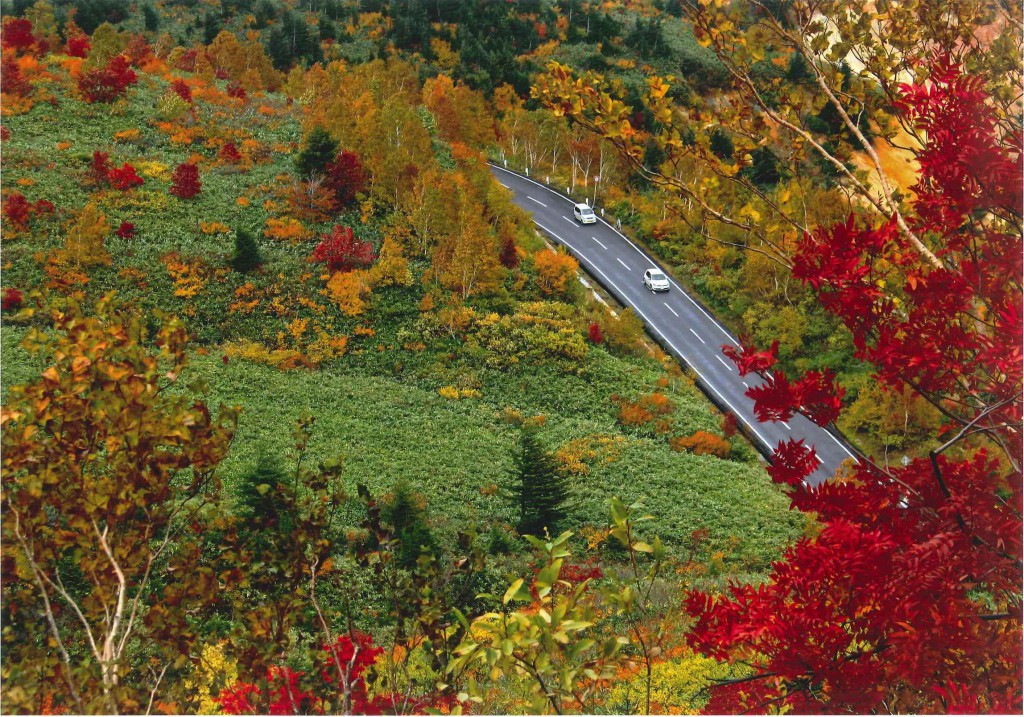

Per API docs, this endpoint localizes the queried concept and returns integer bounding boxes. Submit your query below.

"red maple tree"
[687,59,1022,714]
[77,55,138,104]
[65,35,90,58]
[323,150,367,209]
[309,226,376,272]
[1,54,30,97]
[169,162,201,199]
[1,18,35,53]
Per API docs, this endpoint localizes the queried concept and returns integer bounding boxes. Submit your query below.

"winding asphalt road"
[491,164,858,486]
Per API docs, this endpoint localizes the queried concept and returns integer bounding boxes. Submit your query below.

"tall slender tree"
[513,426,568,538]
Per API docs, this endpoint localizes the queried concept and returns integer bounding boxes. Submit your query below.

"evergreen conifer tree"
[232,226,262,273]
[382,481,438,570]
[295,127,338,180]
[514,426,568,537]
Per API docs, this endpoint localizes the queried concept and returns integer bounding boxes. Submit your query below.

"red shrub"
[116,221,136,238]
[107,163,144,191]
[169,163,201,199]
[720,412,738,438]
[1,287,24,312]
[77,55,138,103]
[216,632,398,715]
[588,321,604,344]
[499,234,519,268]
[214,67,228,80]
[170,78,192,103]
[226,81,247,100]
[0,126,10,142]
[3,192,32,229]
[2,18,35,53]
[88,150,111,186]
[33,199,54,214]
[218,141,241,163]
[65,35,90,58]
[310,225,376,272]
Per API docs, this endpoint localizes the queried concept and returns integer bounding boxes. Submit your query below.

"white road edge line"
[664,303,679,317]
[689,328,706,344]
[489,165,739,346]
[592,236,607,249]
[616,258,631,270]
[533,219,775,451]
[526,195,547,207]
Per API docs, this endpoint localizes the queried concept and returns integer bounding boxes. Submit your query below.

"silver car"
[643,269,670,292]
[573,203,597,224]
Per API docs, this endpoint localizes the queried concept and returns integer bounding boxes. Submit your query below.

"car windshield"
[579,206,593,215]
[650,271,666,280]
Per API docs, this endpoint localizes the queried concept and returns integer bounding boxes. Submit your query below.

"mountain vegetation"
[0,0,1020,714]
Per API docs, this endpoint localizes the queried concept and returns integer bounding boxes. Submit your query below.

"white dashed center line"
[689,328,706,344]
[592,236,607,249]
[782,421,792,430]
[562,216,577,227]
[616,258,631,270]
[527,196,547,207]
[499,182,511,188]
[664,303,679,317]
[716,355,733,371]
[742,381,750,388]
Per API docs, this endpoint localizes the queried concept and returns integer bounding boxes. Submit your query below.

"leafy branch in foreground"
[1,295,238,714]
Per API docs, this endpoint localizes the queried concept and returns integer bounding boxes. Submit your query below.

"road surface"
[491,164,857,486]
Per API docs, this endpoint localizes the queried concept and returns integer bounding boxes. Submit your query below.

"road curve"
[491,164,857,486]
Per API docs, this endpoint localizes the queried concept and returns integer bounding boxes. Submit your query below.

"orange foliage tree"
[533,248,578,297]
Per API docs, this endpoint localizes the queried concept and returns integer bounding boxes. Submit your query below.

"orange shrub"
[616,391,675,430]
[670,431,731,458]
[264,217,310,242]
[326,270,370,316]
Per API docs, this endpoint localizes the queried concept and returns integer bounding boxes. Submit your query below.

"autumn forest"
[0,0,1021,714]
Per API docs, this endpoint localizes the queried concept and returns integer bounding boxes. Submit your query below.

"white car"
[572,203,597,224]
[643,269,670,292]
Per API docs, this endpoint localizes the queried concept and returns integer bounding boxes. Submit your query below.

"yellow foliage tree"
[430,184,501,299]
[368,235,413,288]
[63,202,111,267]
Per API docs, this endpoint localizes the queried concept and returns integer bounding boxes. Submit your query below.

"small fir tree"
[295,126,338,180]
[381,481,438,570]
[514,426,568,537]
[232,226,262,273]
